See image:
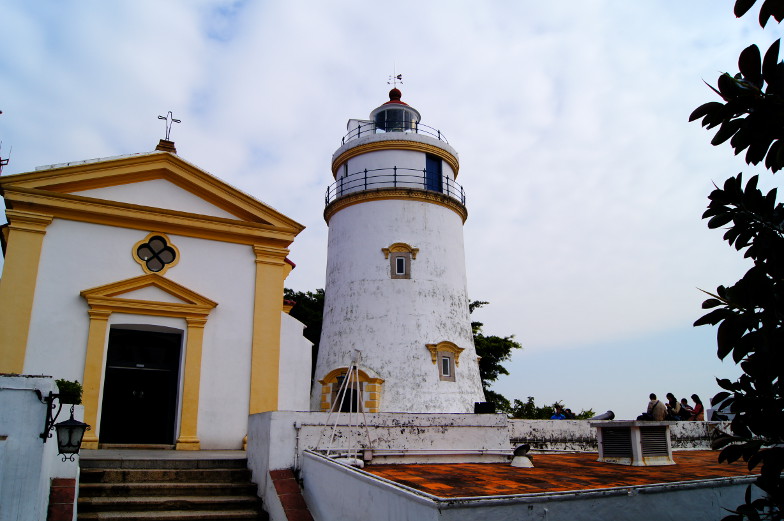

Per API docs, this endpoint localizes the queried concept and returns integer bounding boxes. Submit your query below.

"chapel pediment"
[0,150,304,243]
[80,273,217,318]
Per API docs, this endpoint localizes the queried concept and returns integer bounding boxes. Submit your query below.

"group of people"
[550,404,577,420]
[638,393,704,421]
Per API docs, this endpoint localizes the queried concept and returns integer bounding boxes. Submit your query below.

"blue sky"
[1,1,778,419]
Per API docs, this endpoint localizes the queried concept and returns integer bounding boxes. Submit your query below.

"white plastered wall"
[277,312,313,412]
[313,198,484,413]
[23,210,257,448]
[72,179,238,219]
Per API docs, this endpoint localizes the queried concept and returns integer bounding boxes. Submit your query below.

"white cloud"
[0,0,775,412]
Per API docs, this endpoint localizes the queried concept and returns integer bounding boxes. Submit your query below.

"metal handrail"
[341,122,449,145]
[325,166,466,206]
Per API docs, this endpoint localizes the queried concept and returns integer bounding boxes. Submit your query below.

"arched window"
[319,367,384,413]
[381,242,419,280]
[425,341,465,382]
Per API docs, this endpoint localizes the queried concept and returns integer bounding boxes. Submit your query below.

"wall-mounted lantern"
[36,390,90,461]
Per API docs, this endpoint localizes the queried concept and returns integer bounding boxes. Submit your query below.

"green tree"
[509,397,594,420]
[690,1,784,518]
[284,288,325,377]
[469,300,522,410]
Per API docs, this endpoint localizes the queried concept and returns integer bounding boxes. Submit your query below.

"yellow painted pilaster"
[0,210,53,373]
[81,309,111,449]
[176,317,207,450]
[249,244,288,414]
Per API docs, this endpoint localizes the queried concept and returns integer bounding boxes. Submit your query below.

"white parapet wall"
[508,419,730,451]
[301,450,756,521]
[0,375,82,521]
[247,412,732,521]
[247,411,511,521]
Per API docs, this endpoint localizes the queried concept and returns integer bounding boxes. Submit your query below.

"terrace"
[302,450,759,521]
[363,450,756,497]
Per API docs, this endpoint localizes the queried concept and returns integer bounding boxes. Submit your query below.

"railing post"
[423,169,427,190]
[438,129,441,141]
[393,166,397,187]
[364,169,367,191]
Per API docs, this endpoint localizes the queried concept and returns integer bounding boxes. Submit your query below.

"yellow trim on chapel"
[0,151,304,247]
[79,274,217,450]
[132,232,181,275]
[1,152,304,230]
[3,186,298,246]
[0,210,53,373]
[249,245,290,414]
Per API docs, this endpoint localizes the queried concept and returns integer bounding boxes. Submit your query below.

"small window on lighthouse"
[396,257,406,275]
[390,252,411,279]
[439,353,456,382]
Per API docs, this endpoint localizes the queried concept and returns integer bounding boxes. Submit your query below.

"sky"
[1,1,779,420]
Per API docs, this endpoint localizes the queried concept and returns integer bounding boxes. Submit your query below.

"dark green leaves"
[762,39,781,87]
[734,0,784,27]
[739,45,763,87]
[691,40,784,171]
[689,102,725,122]
[758,0,784,27]
[694,165,784,519]
[735,0,758,18]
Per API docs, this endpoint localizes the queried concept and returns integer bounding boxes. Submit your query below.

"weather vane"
[388,67,403,87]
[0,144,9,174]
[0,110,8,174]
[157,111,181,141]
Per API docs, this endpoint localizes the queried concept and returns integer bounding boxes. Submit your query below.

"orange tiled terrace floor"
[363,451,756,497]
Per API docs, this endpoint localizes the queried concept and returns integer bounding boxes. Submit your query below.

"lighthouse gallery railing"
[325,166,466,206]
[340,121,449,146]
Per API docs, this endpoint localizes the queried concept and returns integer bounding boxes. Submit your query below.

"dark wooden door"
[99,329,182,445]
[425,154,443,192]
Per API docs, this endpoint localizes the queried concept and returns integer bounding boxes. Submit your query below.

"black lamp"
[54,408,90,461]
[37,390,90,461]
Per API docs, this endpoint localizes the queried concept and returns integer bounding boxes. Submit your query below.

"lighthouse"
[311,88,485,413]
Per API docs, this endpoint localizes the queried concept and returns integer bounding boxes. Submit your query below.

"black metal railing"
[341,122,449,146]
[325,167,466,206]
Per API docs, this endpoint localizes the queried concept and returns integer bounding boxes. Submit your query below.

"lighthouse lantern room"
[312,88,485,413]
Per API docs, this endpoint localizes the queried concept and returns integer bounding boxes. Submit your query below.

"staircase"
[77,453,267,520]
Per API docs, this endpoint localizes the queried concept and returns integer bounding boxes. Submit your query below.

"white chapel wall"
[25,217,257,449]
[278,312,312,412]
[71,179,238,219]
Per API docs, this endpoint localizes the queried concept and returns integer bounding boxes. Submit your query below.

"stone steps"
[76,510,262,520]
[79,481,259,498]
[80,468,253,484]
[77,456,266,521]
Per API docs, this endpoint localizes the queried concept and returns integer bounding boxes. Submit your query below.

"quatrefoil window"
[133,233,179,274]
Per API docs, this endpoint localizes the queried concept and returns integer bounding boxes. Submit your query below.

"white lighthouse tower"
[311,88,485,413]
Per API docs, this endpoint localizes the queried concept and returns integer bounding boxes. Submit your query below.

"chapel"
[0,140,312,450]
